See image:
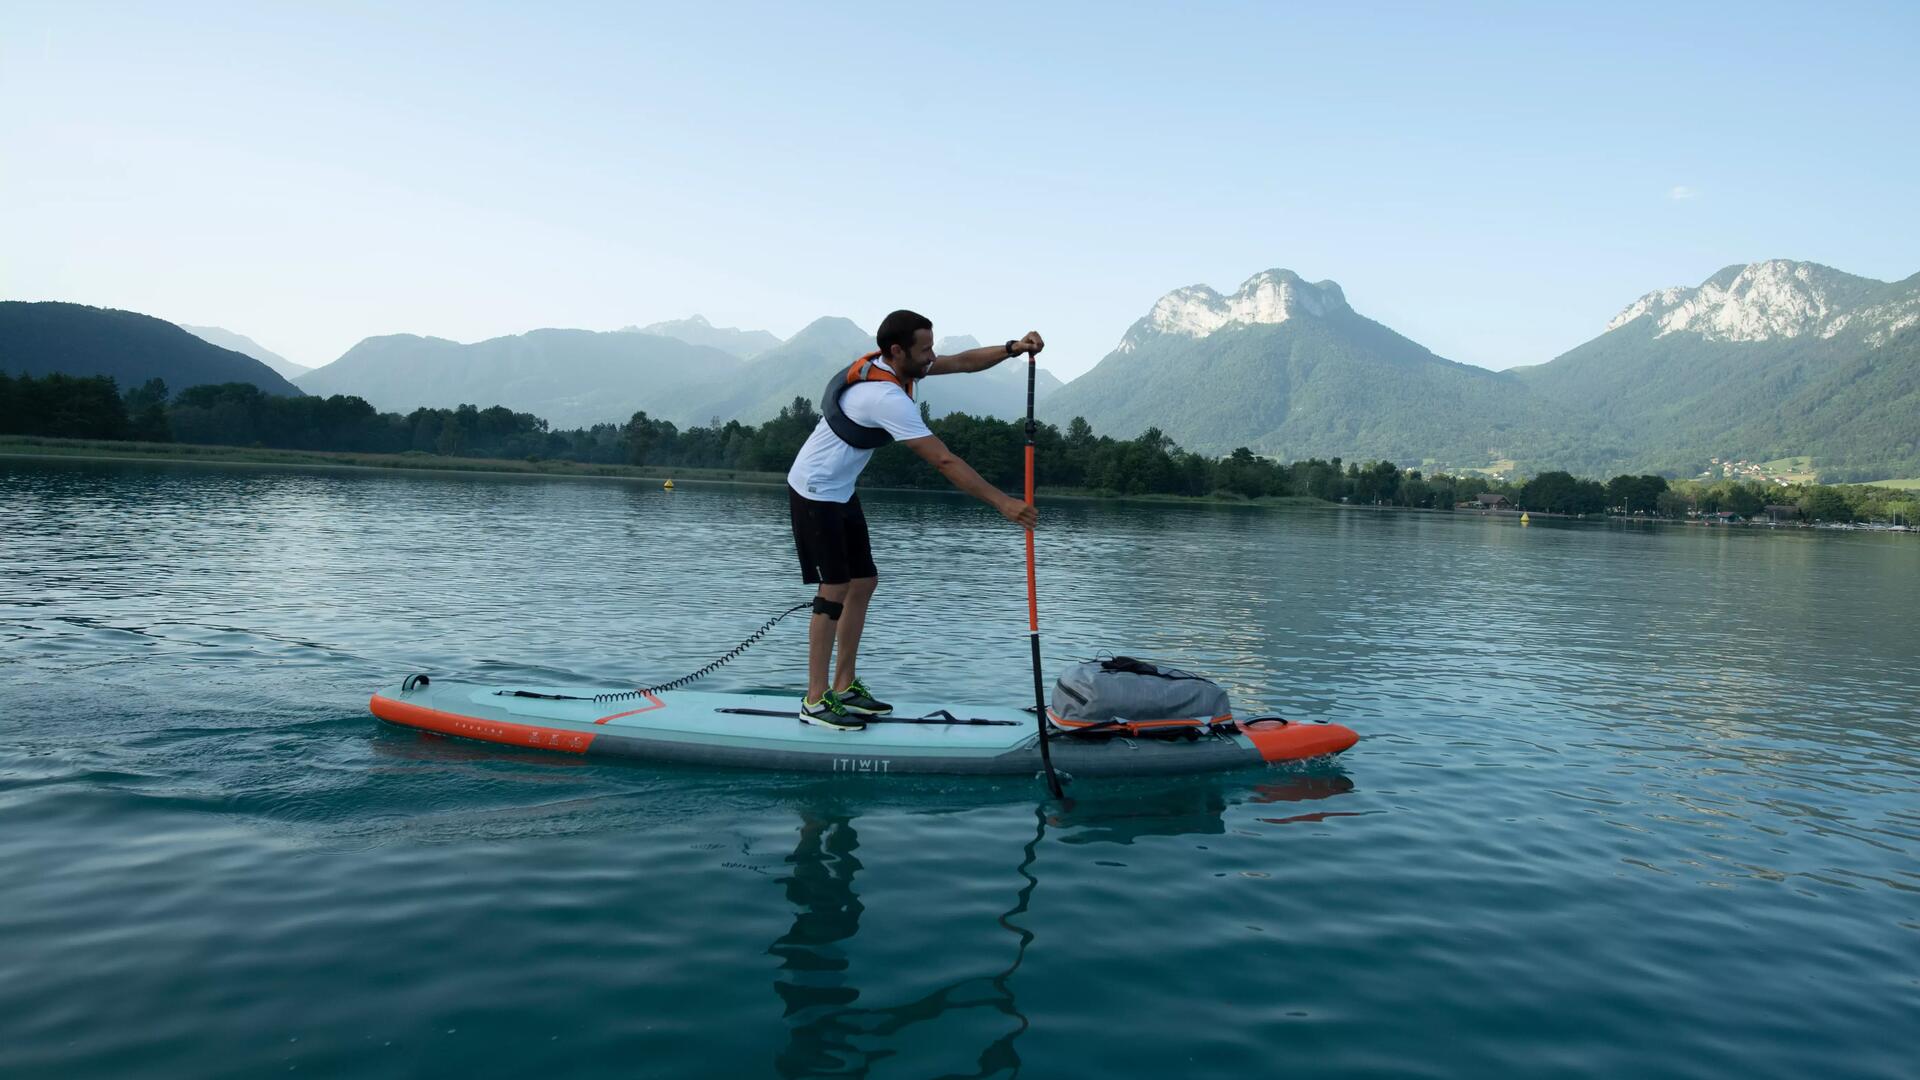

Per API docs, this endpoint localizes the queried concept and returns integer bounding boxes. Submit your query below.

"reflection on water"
[768,775,1353,1078]
[770,806,1038,1079]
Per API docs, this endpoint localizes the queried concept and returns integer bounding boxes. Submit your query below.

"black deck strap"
[811,596,844,620]
[714,707,1018,727]
[1053,719,1218,741]
[402,674,431,692]
[1097,655,1210,681]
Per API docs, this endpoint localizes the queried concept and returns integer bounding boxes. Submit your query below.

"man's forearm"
[937,453,1011,507]
[932,344,1013,375]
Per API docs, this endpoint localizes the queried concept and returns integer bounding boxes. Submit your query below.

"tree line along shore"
[3,372,1916,525]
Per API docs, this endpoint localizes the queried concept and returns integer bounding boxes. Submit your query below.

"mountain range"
[293,315,1062,429]
[1,302,302,397]
[1044,261,1919,479]
[295,328,745,429]
[622,315,781,359]
[1041,270,1578,467]
[1509,261,1920,479]
[6,259,1915,480]
[180,325,311,380]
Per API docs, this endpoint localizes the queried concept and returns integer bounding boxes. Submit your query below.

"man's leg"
[807,583,850,702]
[831,575,877,693]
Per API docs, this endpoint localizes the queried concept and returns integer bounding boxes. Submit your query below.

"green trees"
[1656,489,1693,518]
[1218,448,1269,499]
[1351,461,1401,505]
[1721,485,1765,518]
[1799,487,1853,522]
[1296,458,1344,501]
[0,372,131,438]
[622,411,675,466]
[1519,471,1607,515]
[1607,474,1669,514]
[10,370,1916,524]
[123,378,172,442]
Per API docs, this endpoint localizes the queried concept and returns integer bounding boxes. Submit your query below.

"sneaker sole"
[799,714,866,731]
[837,702,894,717]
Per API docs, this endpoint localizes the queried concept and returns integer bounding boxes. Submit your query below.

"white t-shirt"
[786,358,933,503]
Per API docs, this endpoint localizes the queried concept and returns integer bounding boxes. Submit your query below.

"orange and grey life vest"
[821,351,915,449]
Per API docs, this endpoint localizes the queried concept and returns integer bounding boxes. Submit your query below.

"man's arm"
[902,434,1039,529]
[925,331,1045,376]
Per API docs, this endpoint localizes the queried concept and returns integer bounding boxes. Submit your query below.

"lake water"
[2,457,1916,1078]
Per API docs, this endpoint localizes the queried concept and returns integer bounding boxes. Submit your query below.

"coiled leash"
[592,601,814,703]
[497,602,814,704]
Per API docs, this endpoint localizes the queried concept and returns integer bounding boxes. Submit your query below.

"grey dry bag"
[1049,657,1233,735]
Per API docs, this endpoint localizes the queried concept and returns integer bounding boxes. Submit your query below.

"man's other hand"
[998,496,1039,529]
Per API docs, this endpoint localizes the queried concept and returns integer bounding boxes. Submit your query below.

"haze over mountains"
[622,315,781,360]
[295,328,744,429]
[6,259,1915,480]
[180,326,311,380]
[292,314,1062,429]
[661,320,1063,427]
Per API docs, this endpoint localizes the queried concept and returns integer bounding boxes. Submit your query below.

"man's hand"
[998,495,1039,530]
[929,332,1045,376]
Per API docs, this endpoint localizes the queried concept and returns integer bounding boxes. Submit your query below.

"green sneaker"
[838,677,893,716]
[800,689,866,731]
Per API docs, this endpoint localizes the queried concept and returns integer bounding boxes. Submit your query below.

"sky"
[3,1,1916,379]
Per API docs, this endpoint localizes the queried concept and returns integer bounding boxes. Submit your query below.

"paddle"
[1023,342,1065,798]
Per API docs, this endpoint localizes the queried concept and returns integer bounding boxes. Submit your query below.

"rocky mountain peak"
[1602,260,1903,344]
[1126,269,1350,351]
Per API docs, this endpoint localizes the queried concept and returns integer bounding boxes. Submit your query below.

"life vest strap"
[846,351,913,400]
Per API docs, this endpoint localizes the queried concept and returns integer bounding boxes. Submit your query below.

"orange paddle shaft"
[1022,348,1061,798]
[1025,443,1038,631]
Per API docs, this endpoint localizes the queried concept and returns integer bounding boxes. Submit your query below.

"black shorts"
[789,487,877,585]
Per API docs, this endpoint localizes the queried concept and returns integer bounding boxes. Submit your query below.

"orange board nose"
[1242,720,1360,762]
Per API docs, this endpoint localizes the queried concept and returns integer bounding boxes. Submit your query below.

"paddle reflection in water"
[766,771,1355,1077]
[768,803,1043,1078]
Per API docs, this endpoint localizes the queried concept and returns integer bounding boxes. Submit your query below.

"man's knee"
[848,575,877,599]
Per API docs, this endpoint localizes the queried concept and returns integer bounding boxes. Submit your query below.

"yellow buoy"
[663,479,675,491]
[1520,512,1530,525]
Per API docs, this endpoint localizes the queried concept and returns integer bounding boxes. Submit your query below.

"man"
[787,309,1043,730]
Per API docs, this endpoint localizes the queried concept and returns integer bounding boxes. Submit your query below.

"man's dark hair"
[876,309,933,359]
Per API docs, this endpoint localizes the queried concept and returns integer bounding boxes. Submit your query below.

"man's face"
[891,328,936,379]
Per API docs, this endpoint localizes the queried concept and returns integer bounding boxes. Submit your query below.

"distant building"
[1475,493,1511,509]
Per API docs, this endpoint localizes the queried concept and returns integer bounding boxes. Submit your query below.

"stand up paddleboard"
[369,676,1358,777]
[371,345,1360,781]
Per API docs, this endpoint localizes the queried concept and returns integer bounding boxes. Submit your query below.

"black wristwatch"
[1005,339,1019,357]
